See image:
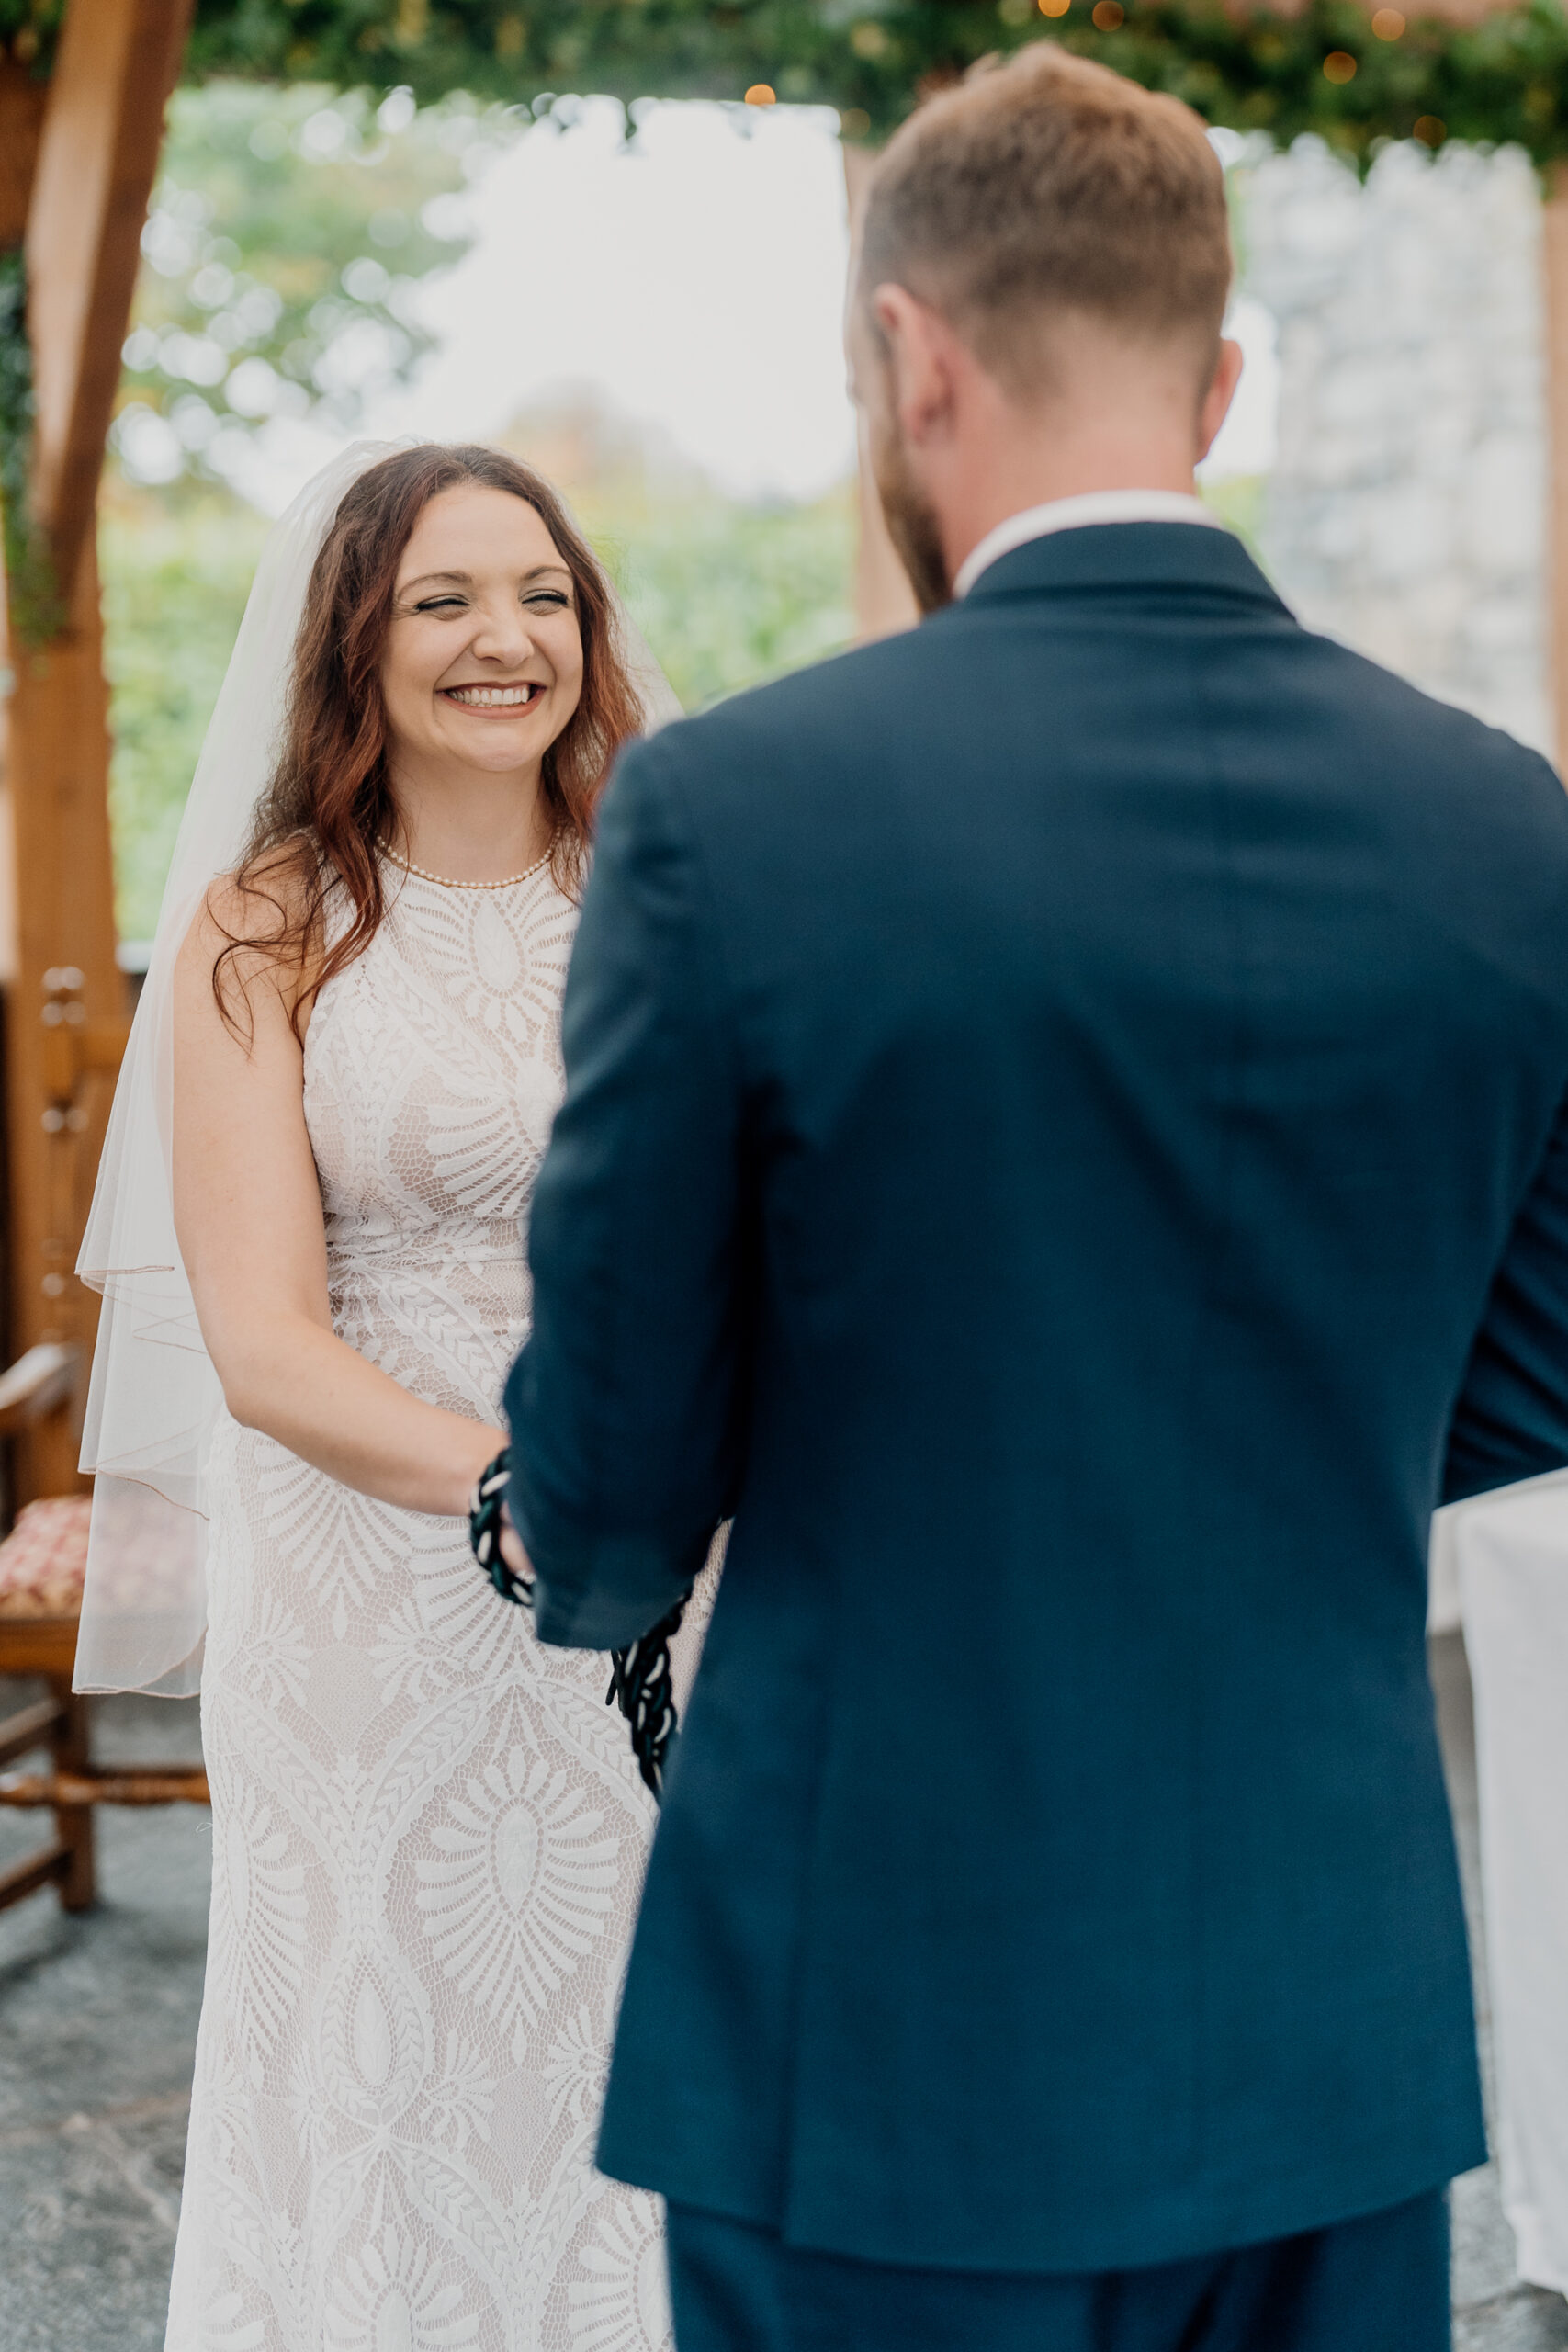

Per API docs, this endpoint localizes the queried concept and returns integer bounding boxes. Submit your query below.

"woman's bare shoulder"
[178,836,325,1037]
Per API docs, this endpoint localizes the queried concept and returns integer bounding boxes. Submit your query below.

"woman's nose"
[470,601,535,666]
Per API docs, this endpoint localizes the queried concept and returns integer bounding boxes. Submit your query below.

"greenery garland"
[0,246,63,646]
[3,0,1565,644]
[3,0,1568,168]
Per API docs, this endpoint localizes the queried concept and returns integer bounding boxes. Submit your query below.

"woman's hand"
[174,880,508,1519]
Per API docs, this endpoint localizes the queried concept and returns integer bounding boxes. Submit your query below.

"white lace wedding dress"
[165,858,705,2352]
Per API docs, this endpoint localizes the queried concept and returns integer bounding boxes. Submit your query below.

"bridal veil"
[73,439,681,1694]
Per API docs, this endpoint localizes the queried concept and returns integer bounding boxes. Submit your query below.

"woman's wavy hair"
[215,442,646,1035]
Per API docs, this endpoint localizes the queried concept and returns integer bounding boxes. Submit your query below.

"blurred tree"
[499,390,856,712]
[591,486,855,716]
[98,481,269,937]
[110,80,512,490]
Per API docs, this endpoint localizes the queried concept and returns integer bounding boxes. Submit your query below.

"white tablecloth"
[1439,1472,1568,2295]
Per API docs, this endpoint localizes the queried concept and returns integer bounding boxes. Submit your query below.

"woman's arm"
[173,885,500,1518]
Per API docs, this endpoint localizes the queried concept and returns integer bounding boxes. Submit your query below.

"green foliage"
[114,81,506,487]
[10,0,1568,167]
[98,488,269,938]
[586,483,856,714]
[1051,0,1568,171]
[96,472,853,935]
[0,0,62,74]
[136,0,1568,176]
[0,246,63,643]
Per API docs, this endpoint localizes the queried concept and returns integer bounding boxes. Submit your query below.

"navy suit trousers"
[663,2190,1450,2352]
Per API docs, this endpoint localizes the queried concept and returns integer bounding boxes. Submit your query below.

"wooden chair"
[0,1473,209,1916]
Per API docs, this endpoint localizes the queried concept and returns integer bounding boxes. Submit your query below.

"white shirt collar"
[953,490,1222,601]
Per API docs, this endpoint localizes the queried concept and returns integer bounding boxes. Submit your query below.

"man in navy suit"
[502,45,1568,2351]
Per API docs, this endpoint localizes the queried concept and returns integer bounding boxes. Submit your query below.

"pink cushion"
[0,1495,91,1619]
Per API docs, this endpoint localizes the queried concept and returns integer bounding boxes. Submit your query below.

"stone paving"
[0,1690,207,2352]
[0,1642,1564,2350]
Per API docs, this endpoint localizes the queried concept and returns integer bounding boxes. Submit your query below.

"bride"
[73,442,702,2352]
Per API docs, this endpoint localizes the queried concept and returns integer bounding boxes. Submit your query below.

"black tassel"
[606,1590,693,1802]
[468,1446,690,1803]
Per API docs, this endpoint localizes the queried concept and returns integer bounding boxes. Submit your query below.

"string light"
[744,84,776,106]
[1038,0,1071,15]
[1322,50,1358,82]
[1091,1,1123,28]
[1414,114,1447,144]
[1371,8,1406,36]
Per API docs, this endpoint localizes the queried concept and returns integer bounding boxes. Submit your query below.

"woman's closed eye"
[411,589,571,616]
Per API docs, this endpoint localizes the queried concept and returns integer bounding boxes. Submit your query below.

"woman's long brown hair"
[215,442,648,1035]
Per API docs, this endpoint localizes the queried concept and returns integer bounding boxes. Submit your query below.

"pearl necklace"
[382,844,549,891]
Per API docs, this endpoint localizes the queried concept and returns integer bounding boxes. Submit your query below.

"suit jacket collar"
[959,520,1292,616]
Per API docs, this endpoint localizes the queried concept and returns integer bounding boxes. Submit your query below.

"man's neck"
[941,446,1201,587]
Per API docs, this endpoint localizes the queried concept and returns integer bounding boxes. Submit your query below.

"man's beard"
[868,417,951,616]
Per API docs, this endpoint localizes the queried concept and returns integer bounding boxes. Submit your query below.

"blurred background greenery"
[100,83,860,944]
[99,79,1254,948]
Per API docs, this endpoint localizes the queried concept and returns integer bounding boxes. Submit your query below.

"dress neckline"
[380,843,551,892]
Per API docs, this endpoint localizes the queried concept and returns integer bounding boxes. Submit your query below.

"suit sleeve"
[503,733,750,1650]
[1444,1084,1568,1502]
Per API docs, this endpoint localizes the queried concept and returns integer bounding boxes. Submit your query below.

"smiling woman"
[95,438,709,2348]
[211,442,646,1041]
[379,486,588,886]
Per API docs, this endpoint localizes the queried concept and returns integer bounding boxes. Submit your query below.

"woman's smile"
[440,680,547,711]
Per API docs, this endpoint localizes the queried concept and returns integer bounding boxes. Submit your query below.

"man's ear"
[1196,337,1245,464]
[872,283,960,449]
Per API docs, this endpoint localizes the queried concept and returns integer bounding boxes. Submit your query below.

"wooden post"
[0,66,50,248]
[24,0,194,600]
[1,545,124,1500]
[841,144,919,644]
[0,0,191,1504]
[1543,167,1568,770]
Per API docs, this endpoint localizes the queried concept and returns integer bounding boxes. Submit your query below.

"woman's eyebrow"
[398,564,573,591]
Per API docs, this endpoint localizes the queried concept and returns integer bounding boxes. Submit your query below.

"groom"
[503,47,1568,2352]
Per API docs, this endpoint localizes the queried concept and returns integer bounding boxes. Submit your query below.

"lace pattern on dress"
[165,863,716,2352]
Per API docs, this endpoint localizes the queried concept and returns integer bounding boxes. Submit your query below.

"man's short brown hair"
[859,46,1232,395]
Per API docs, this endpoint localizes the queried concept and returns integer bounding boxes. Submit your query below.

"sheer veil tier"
[74,439,682,1695]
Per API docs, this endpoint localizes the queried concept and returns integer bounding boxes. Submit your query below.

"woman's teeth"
[445,684,539,708]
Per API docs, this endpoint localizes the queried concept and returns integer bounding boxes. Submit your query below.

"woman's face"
[381,482,586,783]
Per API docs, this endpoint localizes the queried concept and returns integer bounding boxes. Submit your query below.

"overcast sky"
[248,98,1279,514]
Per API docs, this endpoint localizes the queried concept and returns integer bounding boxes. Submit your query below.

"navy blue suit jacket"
[504,522,1568,2272]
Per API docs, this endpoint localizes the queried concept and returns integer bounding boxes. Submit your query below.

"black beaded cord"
[604,1589,693,1802]
[468,1446,691,1802]
[468,1447,532,1606]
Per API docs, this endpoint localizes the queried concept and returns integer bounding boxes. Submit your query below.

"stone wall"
[1241,137,1553,759]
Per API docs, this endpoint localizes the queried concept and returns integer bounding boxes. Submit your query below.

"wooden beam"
[0,63,50,250]
[0,1765,209,1805]
[23,0,194,602]
[0,1693,66,1768]
[0,0,191,1505]
[0,1840,69,1911]
[0,539,123,1501]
